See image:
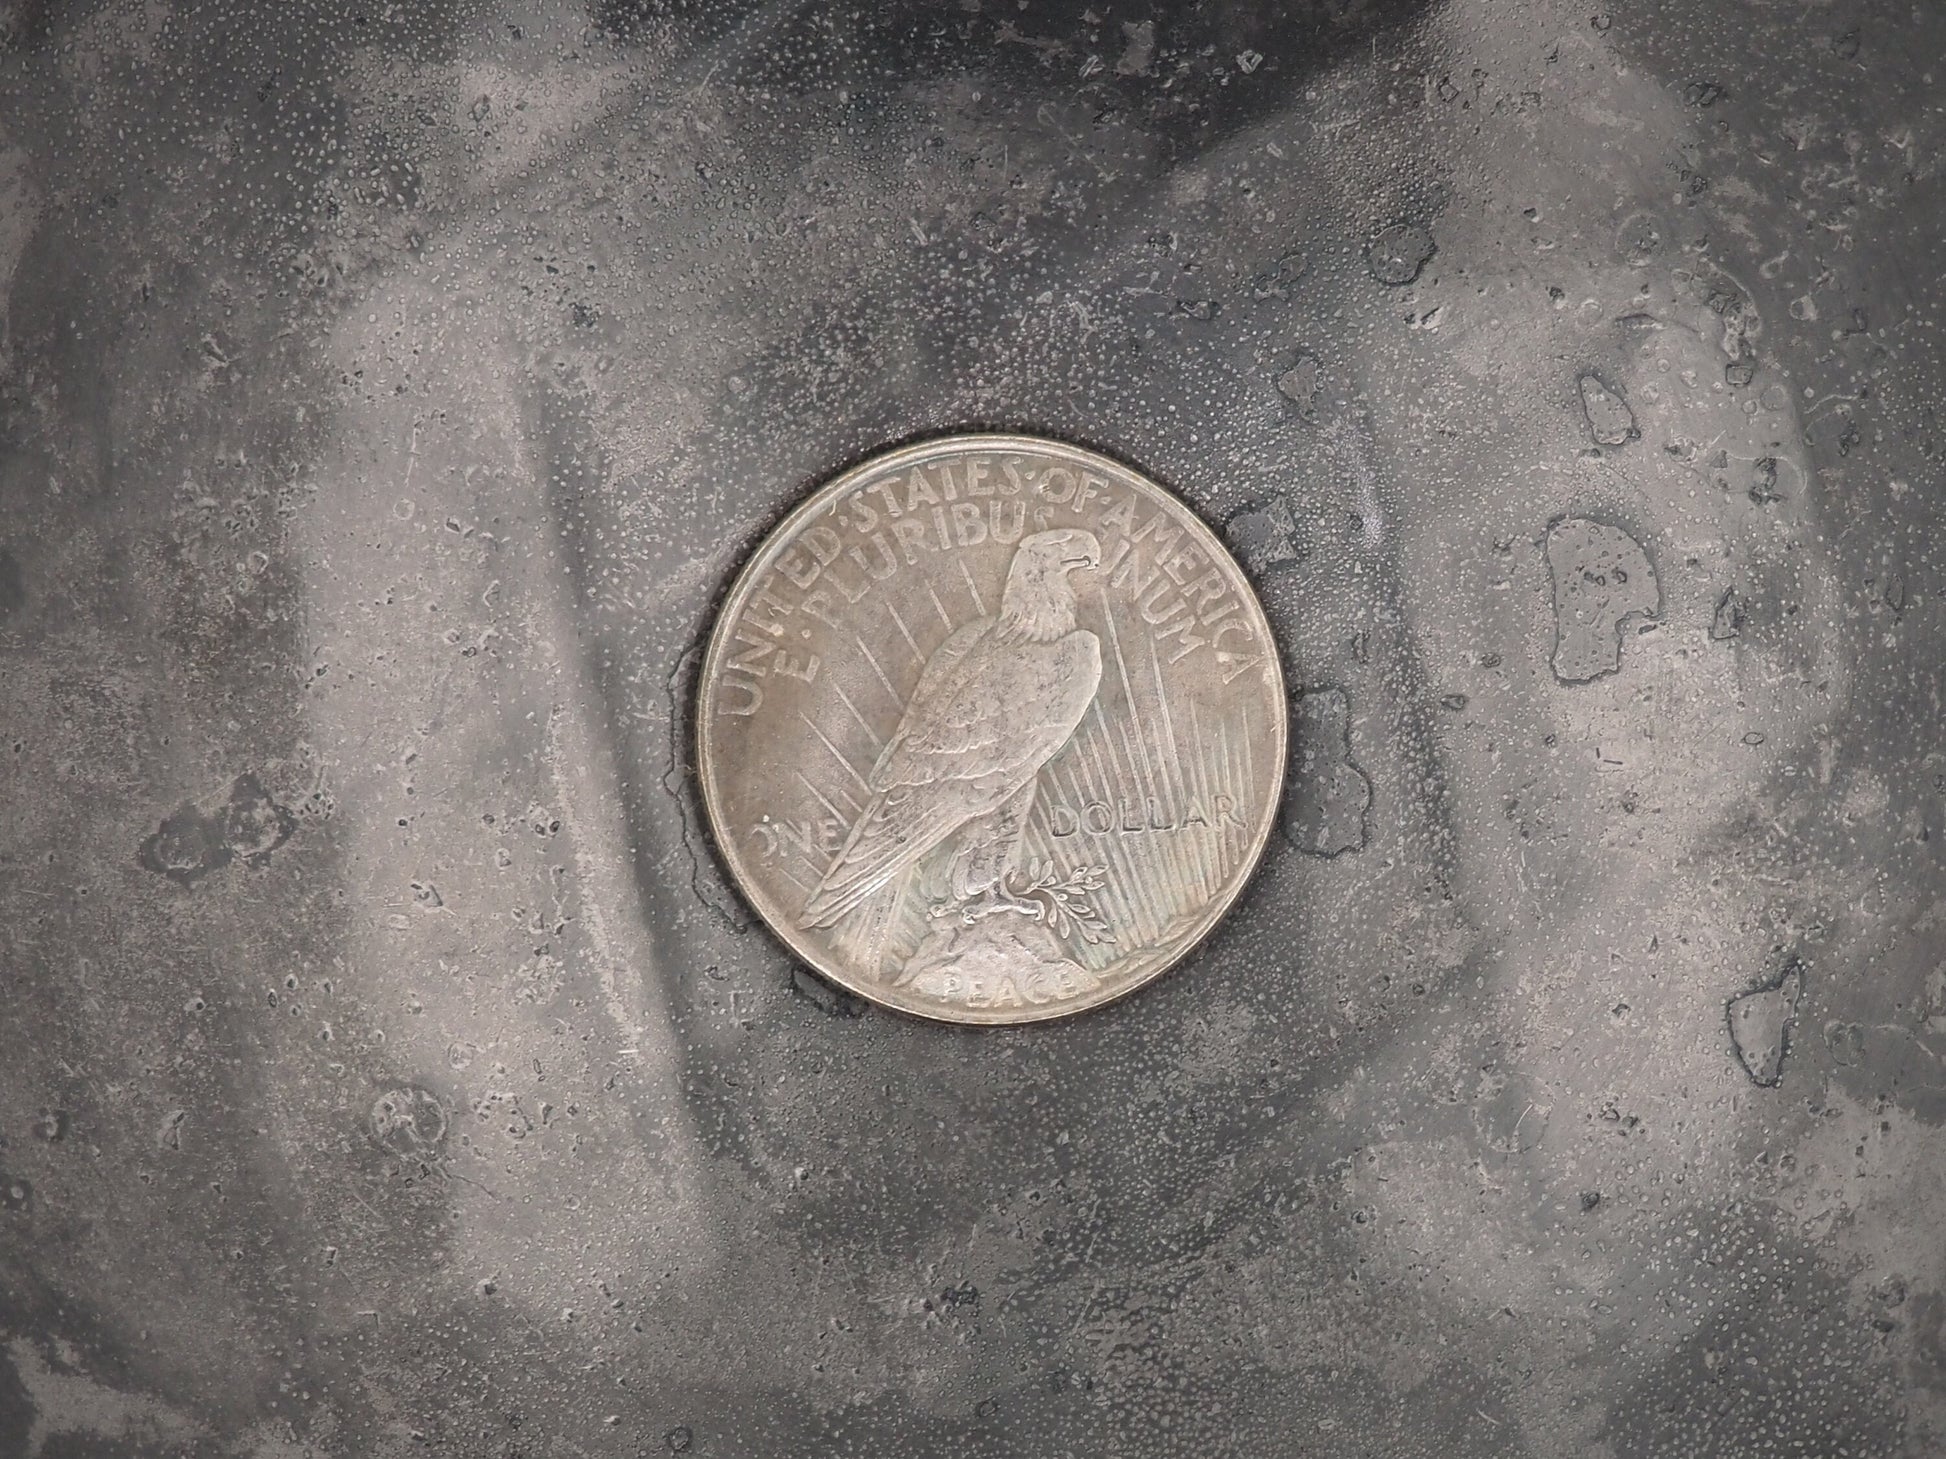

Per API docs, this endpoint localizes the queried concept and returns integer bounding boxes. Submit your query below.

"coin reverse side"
[697,435,1286,1024]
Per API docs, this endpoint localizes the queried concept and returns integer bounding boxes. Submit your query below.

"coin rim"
[696,432,1288,1025]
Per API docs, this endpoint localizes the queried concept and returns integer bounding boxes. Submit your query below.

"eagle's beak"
[1060,533,1103,570]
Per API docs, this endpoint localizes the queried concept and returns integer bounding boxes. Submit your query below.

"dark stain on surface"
[1544,516,1660,684]
[1226,496,1308,576]
[1727,955,1802,1088]
[1283,685,1372,858]
[137,802,232,885]
[664,641,754,934]
[139,774,293,883]
[0,548,24,619]
[222,773,295,864]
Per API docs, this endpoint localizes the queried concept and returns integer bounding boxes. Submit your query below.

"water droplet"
[1825,1021,1865,1066]
[372,1086,448,1154]
[792,966,865,1017]
[138,802,231,885]
[1578,373,1637,446]
[1710,587,1744,641]
[1366,222,1435,286]
[1614,211,1664,266]
[1545,518,1659,683]
[1226,496,1306,575]
[1275,352,1322,422]
[1282,686,1371,857]
[1728,959,1802,1087]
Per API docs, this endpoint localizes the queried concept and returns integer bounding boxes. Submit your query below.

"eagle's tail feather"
[828,865,912,982]
[797,791,964,929]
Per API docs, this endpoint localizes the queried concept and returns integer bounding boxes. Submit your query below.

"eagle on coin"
[797,528,1104,976]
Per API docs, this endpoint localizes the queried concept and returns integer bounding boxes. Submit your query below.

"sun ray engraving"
[958,558,988,618]
[828,679,884,751]
[794,769,856,823]
[798,710,872,794]
[852,633,900,699]
[885,601,925,666]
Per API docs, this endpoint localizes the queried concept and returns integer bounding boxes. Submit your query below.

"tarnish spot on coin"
[695,435,1287,1024]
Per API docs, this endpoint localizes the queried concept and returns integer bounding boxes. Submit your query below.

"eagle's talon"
[957,889,1044,924]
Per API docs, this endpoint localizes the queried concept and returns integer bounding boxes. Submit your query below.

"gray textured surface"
[2,0,1944,1454]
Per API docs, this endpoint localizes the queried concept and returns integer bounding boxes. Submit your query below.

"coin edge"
[695,432,1288,1026]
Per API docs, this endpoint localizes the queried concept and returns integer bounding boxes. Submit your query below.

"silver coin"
[697,435,1286,1024]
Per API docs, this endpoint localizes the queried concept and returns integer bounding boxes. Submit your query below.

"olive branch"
[1007,859,1115,945]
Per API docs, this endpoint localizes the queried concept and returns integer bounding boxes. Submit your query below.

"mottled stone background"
[3,0,1945,1454]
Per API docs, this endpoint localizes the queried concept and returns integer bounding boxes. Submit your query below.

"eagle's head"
[997,528,1101,643]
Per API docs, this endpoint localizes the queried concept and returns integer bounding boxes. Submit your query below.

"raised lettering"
[827,565,870,604]
[951,501,987,547]
[852,533,898,580]
[1040,466,1076,504]
[1138,578,1185,624]
[775,819,823,862]
[989,498,1026,545]
[1153,611,1208,662]
[1111,548,1161,598]
[748,583,793,630]
[1160,544,1201,586]
[804,524,842,566]
[717,676,762,716]
[1131,512,1186,561]
[1218,652,1265,684]
[868,480,903,519]
[801,589,842,628]
[1212,618,1255,648]
[905,469,941,512]
[1098,492,1138,536]
[773,651,820,683]
[1184,570,1227,615]
[728,629,773,676]
[891,517,931,564]
[777,544,819,590]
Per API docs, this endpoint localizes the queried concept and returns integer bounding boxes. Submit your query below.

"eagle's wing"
[798,627,1102,929]
[873,627,1101,788]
